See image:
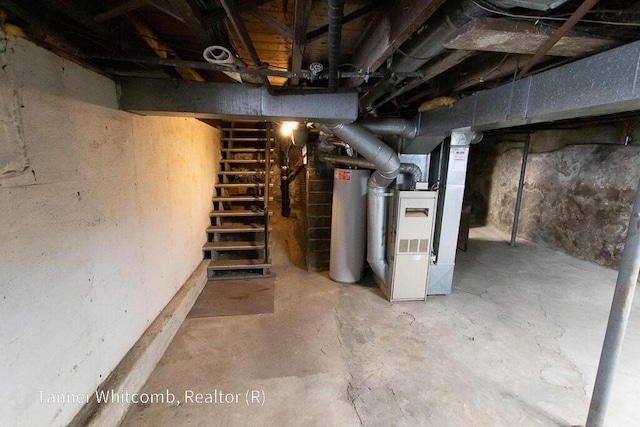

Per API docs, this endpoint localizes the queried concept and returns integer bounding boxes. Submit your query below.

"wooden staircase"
[203,121,274,280]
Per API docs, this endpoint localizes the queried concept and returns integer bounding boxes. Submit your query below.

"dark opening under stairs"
[203,121,274,280]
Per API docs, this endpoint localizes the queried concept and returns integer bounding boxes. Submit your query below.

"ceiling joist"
[290,0,311,86]
[349,0,446,85]
[127,14,205,81]
[202,0,272,25]
[165,0,211,43]
[306,1,378,43]
[246,8,293,41]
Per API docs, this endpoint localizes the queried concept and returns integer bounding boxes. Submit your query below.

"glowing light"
[280,121,299,137]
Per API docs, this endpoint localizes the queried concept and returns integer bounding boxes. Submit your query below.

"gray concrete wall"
[466,136,640,268]
[0,36,219,426]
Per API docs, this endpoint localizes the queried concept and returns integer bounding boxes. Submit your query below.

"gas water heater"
[380,190,438,302]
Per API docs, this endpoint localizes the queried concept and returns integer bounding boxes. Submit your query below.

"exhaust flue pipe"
[317,153,422,189]
[327,0,344,92]
[357,118,418,139]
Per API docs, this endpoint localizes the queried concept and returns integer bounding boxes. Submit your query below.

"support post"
[281,151,291,217]
[510,134,530,247]
[586,178,640,426]
[264,124,272,263]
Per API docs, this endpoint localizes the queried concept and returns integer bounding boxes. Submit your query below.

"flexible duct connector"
[317,153,422,188]
[317,122,401,285]
[357,118,419,139]
[327,0,344,92]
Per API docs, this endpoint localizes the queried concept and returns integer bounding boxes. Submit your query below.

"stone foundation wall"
[466,139,640,268]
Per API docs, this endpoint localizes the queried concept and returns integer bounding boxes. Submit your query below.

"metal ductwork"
[317,122,401,285]
[317,153,422,189]
[362,0,573,111]
[357,118,419,139]
[328,0,345,92]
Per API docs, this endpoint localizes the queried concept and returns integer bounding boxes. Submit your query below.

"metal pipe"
[357,118,418,139]
[318,123,401,188]
[318,153,422,187]
[510,134,530,247]
[327,0,345,92]
[281,156,291,217]
[586,179,640,426]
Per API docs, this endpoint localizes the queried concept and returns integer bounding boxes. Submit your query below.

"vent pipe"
[328,0,344,92]
[357,118,419,139]
[317,153,423,188]
[317,122,401,285]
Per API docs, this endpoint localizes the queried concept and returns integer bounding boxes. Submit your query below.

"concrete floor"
[122,224,640,426]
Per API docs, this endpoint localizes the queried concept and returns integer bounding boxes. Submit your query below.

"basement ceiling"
[1,0,640,117]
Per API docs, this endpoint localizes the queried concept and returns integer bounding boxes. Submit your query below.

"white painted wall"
[0,36,219,426]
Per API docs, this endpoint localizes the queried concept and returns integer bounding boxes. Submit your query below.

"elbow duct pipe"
[357,118,418,139]
[317,122,401,285]
[328,0,344,92]
[318,123,401,188]
[317,153,422,188]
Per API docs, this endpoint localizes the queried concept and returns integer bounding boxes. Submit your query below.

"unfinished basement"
[1,0,640,426]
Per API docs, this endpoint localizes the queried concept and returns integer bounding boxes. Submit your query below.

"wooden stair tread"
[203,241,265,250]
[215,183,266,188]
[221,148,273,153]
[208,272,272,281]
[209,210,271,217]
[213,196,272,202]
[207,224,266,233]
[220,159,274,164]
[207,259,271,270]
[217,170,269,175]
[222,137,271,142]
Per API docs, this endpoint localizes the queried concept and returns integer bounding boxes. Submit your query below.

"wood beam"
[516,0,600,79]
[219,0,272,90]
[246,8,293,41]
[127,15,205,81]
[165,0,211,43]
[144,0,186,23]
[349,0,446,85]
[306,1,378,43]
[92,0,187,24]
[290,0,311,86]
[202,0,272,25]
[370,49,476,111]
[0,0,104,73]
[44,0,116,45]
[94,0,147,23]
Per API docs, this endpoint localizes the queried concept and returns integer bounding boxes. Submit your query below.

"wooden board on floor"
[187,279,274,318]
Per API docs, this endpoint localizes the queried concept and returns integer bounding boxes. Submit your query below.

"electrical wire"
[471,0,640,27]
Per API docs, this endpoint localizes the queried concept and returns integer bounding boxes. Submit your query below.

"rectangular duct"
[414,40,640,139]
[427,134,471,295]
[117,77,359,122]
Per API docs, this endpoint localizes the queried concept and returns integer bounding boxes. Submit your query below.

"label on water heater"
[336,170,351,181]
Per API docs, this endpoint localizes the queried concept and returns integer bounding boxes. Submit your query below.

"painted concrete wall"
[0,37,219,426]
[465,136,640,268]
